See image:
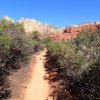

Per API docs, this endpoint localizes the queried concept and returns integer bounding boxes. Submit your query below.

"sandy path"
[24,50,51,100]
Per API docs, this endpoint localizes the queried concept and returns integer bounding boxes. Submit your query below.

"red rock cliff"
[49,22,100,40]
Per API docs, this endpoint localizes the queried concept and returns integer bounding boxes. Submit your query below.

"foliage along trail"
[24,49,52,100]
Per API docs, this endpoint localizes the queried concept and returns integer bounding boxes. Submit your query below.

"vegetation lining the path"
[45,29,100,100]
[0,19,45,100]
[0,17,100,100]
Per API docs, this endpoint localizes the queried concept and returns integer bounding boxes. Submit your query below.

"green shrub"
[45,29,100,100]
[0,18,44,99]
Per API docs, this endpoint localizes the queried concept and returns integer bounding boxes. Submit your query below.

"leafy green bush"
[45,29,100,100]
[0,19,45,99]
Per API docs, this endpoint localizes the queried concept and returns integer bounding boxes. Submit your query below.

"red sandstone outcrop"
[1,16,100,40]
[63,22,100,33]
[49,22,100,40]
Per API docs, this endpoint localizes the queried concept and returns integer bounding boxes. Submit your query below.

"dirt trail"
[24,49,52,100]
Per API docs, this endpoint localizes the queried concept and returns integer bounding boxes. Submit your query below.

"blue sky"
[0,0,100,27]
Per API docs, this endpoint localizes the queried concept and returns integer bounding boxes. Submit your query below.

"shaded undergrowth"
[0,18,45,99]
[44,29,100,100]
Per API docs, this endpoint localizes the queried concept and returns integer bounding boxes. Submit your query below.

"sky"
[0,0,100,27]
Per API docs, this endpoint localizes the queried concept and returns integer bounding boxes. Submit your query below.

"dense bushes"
[1,18,100,100]
[45,29,100,100]
[0,19,44,100]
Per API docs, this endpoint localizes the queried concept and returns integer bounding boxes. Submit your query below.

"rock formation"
[1,16,100,40]
[18,18,59,34]
[49,22,100,40]
[3,15,14,22]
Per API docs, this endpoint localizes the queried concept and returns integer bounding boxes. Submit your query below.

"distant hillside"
[49,22,100,40]
[1,16,100,40]
[2,15,59,35]
[18,18,59,34]
[3,15,14,22]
